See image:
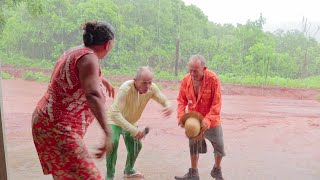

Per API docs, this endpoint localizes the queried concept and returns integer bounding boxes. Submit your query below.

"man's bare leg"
[214,155,222,169]
[211,155,224,179]
[191,154,199,169]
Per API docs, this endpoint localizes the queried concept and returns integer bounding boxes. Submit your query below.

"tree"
[0,0,42,32]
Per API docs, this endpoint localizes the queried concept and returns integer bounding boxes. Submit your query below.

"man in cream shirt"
[106,66,173,180]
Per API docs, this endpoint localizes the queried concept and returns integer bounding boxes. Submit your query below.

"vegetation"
[0,51,54,68]
[0,0,319,88]
[23,70,50,82]
[0,71,13,79]
[316,94,320,102]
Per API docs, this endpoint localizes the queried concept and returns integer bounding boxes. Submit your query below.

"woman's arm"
[77,53,109,135]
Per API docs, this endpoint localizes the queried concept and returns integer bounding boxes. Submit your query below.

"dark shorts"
[189,125,226,157]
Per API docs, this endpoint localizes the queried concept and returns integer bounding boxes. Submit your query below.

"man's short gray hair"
[189,54,206,67]
[135,66,154,79]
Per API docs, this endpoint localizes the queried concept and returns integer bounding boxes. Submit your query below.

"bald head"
[134,66,154,94]
[188,54,206,81]
[135,66,154,80]
[188,54,206,67]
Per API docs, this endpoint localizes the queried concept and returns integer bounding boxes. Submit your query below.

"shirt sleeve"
[177,79,188,124]
[108,89,139,136]
[151,84,171,108]
[202,78,222,128]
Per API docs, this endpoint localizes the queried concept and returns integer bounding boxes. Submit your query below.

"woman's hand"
[102,78,115,98]
[105,81,115,98]
[95,131,113,158]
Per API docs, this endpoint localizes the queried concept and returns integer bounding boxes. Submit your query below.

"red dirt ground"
[1,79,320,180]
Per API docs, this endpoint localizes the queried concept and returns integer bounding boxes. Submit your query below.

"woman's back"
[35,46,102,134]
[32,21,115,179]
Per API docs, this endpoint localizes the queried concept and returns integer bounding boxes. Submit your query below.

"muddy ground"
[1,78,320,180]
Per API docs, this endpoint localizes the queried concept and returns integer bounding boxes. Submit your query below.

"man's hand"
[178,121,184,128]
[134,131,145,141]
[161,106,173,118]
[190,133,205,142]
[200,120,210,133]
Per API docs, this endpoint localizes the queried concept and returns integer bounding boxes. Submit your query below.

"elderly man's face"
[188,59,205,81]
[134,71,154,94]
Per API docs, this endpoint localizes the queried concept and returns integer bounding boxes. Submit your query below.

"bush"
[23,71,50,82]
[0,71,14,79]
[316,94,320,102]
[219,74,320,88]
[102,68,133,76]
[0,51,54,69]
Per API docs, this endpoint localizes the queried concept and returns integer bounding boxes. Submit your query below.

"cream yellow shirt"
[107,80,170,136]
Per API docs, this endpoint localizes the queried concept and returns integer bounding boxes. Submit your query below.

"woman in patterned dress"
[32,21,115,180]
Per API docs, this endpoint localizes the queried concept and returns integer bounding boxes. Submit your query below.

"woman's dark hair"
[81,20,115,46]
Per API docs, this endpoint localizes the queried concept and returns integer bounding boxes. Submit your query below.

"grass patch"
[316,94,320,102]
[0,52,54,69]
[102,68,133,76]
[23,71,50,82]
[220,74,320,88]
[0,71,14,79]
[2,52,320,89]
[154,70,184,81]
[102,68,184,80]
[109,81,123,87]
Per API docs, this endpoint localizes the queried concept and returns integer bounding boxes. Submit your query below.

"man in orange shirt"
[175,55,225,180]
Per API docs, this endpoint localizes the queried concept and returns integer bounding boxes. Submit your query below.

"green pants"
[106,125,142,179]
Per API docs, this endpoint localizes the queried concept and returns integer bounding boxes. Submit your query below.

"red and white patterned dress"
[32,46,106,179]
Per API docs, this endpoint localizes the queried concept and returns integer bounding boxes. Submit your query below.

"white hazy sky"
[182,0,319,25]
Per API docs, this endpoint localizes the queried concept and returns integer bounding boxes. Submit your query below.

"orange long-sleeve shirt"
[177,69,222,128]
